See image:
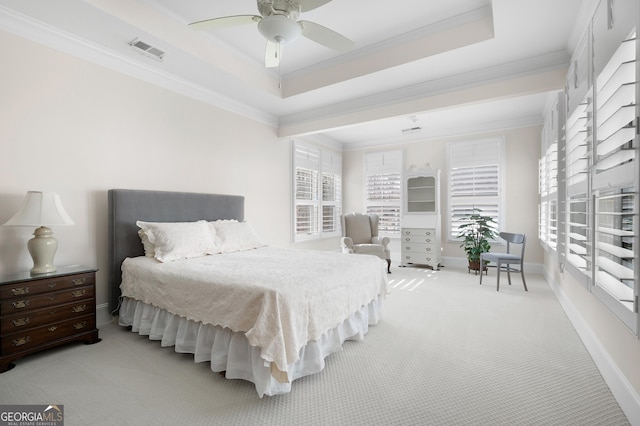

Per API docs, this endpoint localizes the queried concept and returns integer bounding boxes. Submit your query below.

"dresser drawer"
[0,286,94,315]
[1,315,95,354]
[0,272,94,299]
[0,301,95,334]
[402,253,438,264]
[403,243,438,254]
[402,228,436,237]
[402,228,436,241]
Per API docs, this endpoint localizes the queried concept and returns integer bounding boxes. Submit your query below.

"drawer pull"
[71,290,86,298]
[12,317,30,327]
[425,239,431,243]
[48,282,58,288]
[48,296,57,301]
[73,321,87,330]
[10,287,29,296]
[72,278,86,286]
[72,304,88,313]
[12,300,29,309]
[405,246,411,251]
[48,326,58,332]
[13,336,30,347]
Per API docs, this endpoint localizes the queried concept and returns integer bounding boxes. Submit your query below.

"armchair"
[341,213,391,273]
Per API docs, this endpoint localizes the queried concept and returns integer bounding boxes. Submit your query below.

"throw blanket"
[120,247,388,381]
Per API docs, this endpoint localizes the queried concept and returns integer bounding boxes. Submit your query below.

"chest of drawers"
[0,265,100,372]
[400,227,441,270]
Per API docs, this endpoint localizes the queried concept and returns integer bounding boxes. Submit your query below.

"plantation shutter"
[294,142,321,240]
[364,150,402,236]
[448,139,502,238]
[322,151,342,234]
[293,140,342,241]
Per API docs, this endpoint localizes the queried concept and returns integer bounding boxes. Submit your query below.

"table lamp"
[3,191,75,274]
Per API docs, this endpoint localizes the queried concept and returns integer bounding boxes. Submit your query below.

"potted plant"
[456,208,499,273]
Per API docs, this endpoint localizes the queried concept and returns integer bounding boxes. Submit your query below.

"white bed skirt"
[118,296,383,397]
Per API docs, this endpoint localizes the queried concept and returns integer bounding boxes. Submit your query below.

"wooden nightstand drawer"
[0,272,94,299]
[0,285,94,315]
[0,266,100,372]
[1,315,95,353]
[0,301,95,334]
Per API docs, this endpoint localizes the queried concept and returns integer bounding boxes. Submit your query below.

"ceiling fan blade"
[298,0,333,12]
[188,15,260,30]
[265,41,281,68]
[299,20,354,52]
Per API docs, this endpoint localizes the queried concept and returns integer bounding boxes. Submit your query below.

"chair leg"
[507,266,512,286]
[496,261,501,291]
[521,268,528,291]
[386,259,391,274]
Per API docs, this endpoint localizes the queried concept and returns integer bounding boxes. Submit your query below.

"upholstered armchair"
[341,213,391,273]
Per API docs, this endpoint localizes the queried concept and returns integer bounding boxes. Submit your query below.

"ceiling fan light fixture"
[258,14,301,44]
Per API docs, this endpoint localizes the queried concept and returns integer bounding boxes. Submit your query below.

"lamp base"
[28,226,58,275]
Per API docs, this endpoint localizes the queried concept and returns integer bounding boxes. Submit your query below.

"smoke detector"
[129,38,165,62]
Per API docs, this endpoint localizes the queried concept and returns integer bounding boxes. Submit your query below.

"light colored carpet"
[0,265,629,425]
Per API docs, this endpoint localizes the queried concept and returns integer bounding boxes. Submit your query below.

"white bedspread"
[120,247,388,380]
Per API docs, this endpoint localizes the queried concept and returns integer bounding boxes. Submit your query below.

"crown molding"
[0,5,278,128]
[340,114,544,151]
[280,49,570,129]
[283,5,493,81]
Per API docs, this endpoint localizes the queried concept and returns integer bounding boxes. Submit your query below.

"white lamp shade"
[258,15,301,44]
[3,191,75,227]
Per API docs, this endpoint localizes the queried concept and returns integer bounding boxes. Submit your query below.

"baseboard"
[543,266,640,424]
[96,303,113,327]
[440,256,543,274]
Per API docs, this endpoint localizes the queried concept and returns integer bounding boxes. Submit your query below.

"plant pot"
[467,260,487,275]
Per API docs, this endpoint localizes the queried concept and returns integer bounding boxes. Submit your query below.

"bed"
[108,189,388,397]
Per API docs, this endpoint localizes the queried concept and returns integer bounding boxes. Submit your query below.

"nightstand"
[0,265,100,372]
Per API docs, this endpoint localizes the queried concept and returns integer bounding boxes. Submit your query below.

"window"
[364,150,402,236]
[539,94,563,250]
[550,17,638,332]
[292,140,342,242]
[590,28,637,329]
[448,139,503,239]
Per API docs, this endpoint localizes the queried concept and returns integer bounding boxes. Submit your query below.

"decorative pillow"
[136,220,218,262]
[211,220,264,253]
[138,229,155,257]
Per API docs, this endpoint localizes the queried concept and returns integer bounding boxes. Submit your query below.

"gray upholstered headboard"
[107,189,245,314]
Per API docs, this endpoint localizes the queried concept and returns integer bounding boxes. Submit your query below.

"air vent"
[129,38,165,62]
[402,126,422,134]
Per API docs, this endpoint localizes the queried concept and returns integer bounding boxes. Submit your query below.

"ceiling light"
[258,15,301,44]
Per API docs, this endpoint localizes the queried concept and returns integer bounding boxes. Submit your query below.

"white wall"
[343,126,544,265]
[544,254,640,421]
[0,30,299,309]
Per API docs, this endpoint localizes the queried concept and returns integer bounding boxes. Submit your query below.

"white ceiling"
[0,0,594,148]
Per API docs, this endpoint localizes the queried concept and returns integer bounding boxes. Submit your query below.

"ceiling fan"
[189,0,355,68]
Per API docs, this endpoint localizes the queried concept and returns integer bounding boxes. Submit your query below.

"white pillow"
[138,229,155,257]
[136,220,218,262]
[211,220,264,253]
